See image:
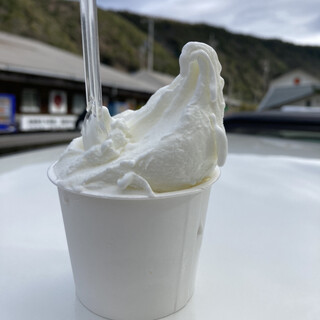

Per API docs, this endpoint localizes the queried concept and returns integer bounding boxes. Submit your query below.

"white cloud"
[97,0,320,46]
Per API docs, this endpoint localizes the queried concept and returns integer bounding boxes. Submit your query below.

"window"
[21,89,40,113]
[102,95,109,107]
[72,93,86,115]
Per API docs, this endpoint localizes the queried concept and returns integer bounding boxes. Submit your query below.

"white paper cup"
[48,165,220,320]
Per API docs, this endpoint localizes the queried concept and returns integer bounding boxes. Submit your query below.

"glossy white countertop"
[1,134,320,320]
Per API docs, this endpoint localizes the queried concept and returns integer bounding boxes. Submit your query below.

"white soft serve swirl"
[53,42,228,196]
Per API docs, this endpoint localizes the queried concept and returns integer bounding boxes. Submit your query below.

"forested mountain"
[1,0,320,103]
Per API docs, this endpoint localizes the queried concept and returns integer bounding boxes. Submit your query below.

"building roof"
[0,32,157,94]
[131,69,175,90]
[258,85,320,111]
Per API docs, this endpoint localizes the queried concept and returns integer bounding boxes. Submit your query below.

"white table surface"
[1,133,320,320]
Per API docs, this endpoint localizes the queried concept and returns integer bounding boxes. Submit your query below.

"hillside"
[1,0,320,103]
[119,11,320,102]
[0,0,177,73]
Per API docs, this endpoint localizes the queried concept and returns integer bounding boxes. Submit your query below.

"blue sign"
[107,100,130,116]
[0,94,16,132]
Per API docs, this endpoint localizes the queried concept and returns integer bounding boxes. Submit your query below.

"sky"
[96,0,320,46]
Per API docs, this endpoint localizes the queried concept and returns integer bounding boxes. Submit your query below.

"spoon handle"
[80,0,102,118]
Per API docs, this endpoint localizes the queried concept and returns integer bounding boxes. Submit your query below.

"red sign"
[294,77,300,85]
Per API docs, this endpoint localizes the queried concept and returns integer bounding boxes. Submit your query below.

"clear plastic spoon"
[80,0,102,120]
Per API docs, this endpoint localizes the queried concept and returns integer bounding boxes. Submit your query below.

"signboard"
[49,90,67,114]
[20,115,77,131]
[0,94,16,132]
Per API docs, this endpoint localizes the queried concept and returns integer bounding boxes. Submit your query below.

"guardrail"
[224,111,320,138]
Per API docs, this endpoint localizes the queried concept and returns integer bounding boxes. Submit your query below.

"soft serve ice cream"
[53,42,227,197]
[50,41,227,319]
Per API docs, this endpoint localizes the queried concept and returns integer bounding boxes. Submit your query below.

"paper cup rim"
[47,162,220,201]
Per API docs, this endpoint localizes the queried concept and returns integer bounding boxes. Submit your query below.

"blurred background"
[0,0,320,153]
[1,3,320,319]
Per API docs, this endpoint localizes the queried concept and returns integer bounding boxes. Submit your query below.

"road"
[0,131,80,154]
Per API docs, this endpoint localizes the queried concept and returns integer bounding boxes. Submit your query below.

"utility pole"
[147,17,154,71]
[227,76,233,99]
[139,41,147,69]
[208,33,218,49]
[262,59,270,92]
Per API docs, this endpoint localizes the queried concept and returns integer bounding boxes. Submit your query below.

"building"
[0,32,161,132]
[269,69,320,88]
[258,69,320,111]
[132,69,175,90]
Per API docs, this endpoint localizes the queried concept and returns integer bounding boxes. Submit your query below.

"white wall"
[270,70,320,88]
